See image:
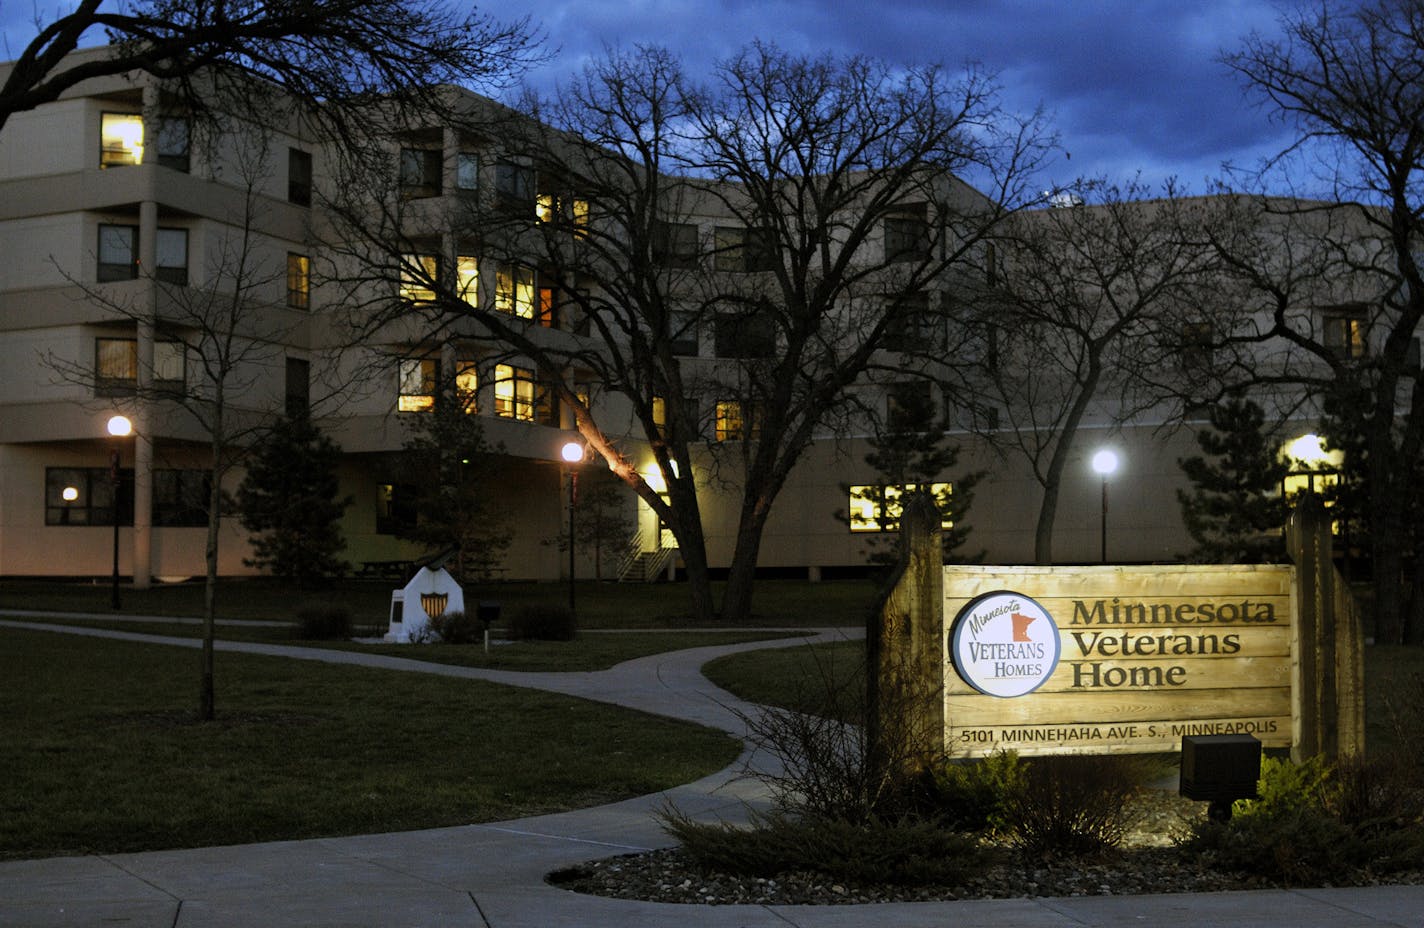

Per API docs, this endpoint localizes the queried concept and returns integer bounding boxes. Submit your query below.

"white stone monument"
[386,564,465,642]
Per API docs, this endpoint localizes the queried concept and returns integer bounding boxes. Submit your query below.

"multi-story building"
[0,56,1353,586]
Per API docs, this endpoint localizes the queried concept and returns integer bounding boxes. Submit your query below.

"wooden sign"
[943,565,1294,757]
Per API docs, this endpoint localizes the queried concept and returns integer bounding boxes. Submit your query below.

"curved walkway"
[1,617,1420,928]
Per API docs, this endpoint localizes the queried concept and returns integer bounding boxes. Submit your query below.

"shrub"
[428,610,482,644]
[1182,753,1424,884]
[932,751,1026,832]
[508,603,576,641]
[294,606,352,640]
[659,807,990,886]
[996,754,1152,857]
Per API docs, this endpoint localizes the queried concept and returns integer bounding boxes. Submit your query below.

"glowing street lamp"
[561,440,585,616]
[107,415,132,609]
[1091,448,1120,564]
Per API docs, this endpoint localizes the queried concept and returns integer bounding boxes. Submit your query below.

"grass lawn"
[0,627,742,861]
[707,639,1424,758]
[0,577,880,628]
[0,616,806,672]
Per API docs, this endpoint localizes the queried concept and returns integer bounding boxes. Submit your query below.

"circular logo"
[949,590,1061,698]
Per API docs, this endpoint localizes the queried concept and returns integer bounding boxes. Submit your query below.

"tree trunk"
[200,410,222,722]
[663,483,717,622]
[1033,362,1101,565]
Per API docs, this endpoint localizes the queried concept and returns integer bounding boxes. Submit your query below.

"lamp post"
[560,440,584,616]
[107,414,132,610]
[1091,448,1119,564]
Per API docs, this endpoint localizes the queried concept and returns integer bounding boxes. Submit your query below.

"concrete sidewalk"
[1,618,1420,927]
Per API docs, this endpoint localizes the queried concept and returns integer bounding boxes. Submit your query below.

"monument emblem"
[949,590,1061,697]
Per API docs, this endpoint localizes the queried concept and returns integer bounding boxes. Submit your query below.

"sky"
[0,0,1329,195]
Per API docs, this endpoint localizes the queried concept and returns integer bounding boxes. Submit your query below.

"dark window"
[714,226,778,272]
[1178,321,1214,370]
[456,152,479,190]
[45,466,133,526]
[714,310,776,359]
[48,466,205,527]
[285,357,310,418]
[668,310,699,356]
[153,469,210,526]
[884,207,931,263]
[653,221,699,269]
[155,227,188,285]
[376,483,418,535]
[886,381,934,432]
[288,148,313,206]
[400,148,442,198]
[156,117,190,172]
[883,292,942,351]
[98,224,138,281]
[495,160,535,214]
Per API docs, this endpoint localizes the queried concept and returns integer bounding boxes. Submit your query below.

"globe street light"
[107,415,133,610]
[1091,448,1120,564]
[560,440,585,616]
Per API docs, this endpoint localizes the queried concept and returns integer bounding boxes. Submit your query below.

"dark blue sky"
[517,0,1305,194]
[1,1,1329,194]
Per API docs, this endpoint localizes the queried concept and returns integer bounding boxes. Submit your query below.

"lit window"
[714,401,761,442]
[98,224,138,281]
[155,228,188,285]
[455,361,478,413]
[100,113,143,167]
[398,358,437,412]
[651,396,666,429]
[287,253,311,309]
[94,338,184,395]
[536,193,590,235]
[399,254,439,303]
[536,286,557,328]
[494,363,536,420]
[399,148,442,198]
[496,264,535,318]
[848,483,954,532]
[1322,306,1367,359]
[456,255,479,306]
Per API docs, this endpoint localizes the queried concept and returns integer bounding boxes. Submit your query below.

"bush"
[508,603,576,641]
[995,754,1153,857]
[1182,753,1424,884]
[659,807,990,886]
[932,751,1026,832]
[428,610,482,644]
[294,606,352,640]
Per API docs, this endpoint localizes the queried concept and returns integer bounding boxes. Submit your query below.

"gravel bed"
[550,790,1424,906]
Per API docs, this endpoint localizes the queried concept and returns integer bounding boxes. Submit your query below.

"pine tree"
[236,415,352,586]
[848,388,983,566]
[396,398,512,582]
[1176,398,1289,564]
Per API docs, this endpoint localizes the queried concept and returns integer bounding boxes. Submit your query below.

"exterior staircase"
[616,530,676,582]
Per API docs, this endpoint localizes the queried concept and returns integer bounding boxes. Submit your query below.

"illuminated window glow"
[848,483,954,533]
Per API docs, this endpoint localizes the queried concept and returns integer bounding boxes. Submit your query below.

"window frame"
[399,147,443,198]
[848,483,954,533]
[287,148,313,206]
[495,263,536,318]
[397,358,439,412]
[154,227,188,285]
[97,224,139,281]
[287,253,311,310]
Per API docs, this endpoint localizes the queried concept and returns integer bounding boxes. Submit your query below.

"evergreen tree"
[847,388,983,567]
[1176,398,1289,564]
[236,416,351,586]
[396,397,512,582]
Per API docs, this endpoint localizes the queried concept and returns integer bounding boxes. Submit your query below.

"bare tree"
[328,43,1052,620]
[0,0,541,134]
[968,180,1218,563]
[1216,0,1424,642]
[49,126,326,719]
